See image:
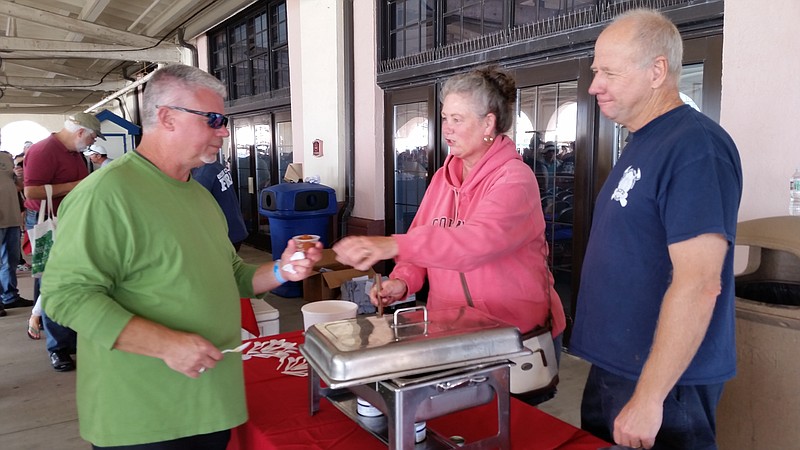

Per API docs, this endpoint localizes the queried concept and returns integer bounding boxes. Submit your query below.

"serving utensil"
[374,273,383,318]
[222,342,252,353]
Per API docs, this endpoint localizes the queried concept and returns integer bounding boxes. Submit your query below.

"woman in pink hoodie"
[333,66,565,342]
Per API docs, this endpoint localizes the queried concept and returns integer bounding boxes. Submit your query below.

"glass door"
[231,112,292,250]
[253,116,272,238]
[384,86,437,236]
[276,119,293,183]
[393,102,430,233]
[234,116,257,239]
[516,80,579,308]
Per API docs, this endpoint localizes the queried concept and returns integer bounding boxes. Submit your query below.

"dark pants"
[581,365,724,450]
[91,430,230,450]
[26,209,77,354]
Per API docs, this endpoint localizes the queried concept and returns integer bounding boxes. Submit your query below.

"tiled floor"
[0,245,590,449]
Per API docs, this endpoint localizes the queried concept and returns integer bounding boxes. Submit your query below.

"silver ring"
[198,367,206,374]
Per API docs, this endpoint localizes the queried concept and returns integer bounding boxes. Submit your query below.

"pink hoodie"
[392,135,566,336]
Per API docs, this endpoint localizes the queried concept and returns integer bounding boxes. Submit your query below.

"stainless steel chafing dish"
[300,306,531,450]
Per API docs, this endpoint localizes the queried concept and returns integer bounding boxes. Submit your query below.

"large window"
[387,0,436,57]
[210,33,228,87]
[513,0,597,26]
[382,0,700,62]
[271,3,290,90]
[230,22,251,98]
[209,1,289,101]
[443,0,504,42]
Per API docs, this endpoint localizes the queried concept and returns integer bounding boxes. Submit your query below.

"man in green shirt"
[42,64,322,449]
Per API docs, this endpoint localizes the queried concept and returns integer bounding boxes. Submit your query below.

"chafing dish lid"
[300,306,529,387]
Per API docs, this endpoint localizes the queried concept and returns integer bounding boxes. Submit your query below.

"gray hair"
[63,119,90,134]
[613,9,683,78]
[441,66,517,134]
[141,64,227,129]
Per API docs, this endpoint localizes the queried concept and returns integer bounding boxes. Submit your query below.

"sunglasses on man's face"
[156,105,229,129]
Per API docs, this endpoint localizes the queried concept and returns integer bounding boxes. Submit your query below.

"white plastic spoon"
[222,342,252,353]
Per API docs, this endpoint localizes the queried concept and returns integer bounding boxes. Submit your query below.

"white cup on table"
[301,300,357,331]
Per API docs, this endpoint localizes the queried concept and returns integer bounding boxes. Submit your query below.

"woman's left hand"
[332,236,398,271]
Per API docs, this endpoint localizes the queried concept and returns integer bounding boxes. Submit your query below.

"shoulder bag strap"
[44,184,55,219]
[37,189,48,225]
[461,260,554,332]
[459,272,475,307]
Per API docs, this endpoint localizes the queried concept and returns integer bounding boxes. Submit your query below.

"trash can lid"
[736,216,800,259]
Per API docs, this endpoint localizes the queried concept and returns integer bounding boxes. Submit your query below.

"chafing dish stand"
[304,306,522,449]
[309,361,512,449]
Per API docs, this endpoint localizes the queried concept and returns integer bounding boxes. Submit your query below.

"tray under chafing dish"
[300,306,530,389]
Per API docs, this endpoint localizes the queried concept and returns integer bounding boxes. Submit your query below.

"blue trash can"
[259,183,337,297]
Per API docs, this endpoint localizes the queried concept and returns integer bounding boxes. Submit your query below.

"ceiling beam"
[0,0,163,47]
[0,93,106,106]
[80,0,111,22]
[129,0,164,32]
[1,59,113,80]
[3,77,128,90]
[182,0,257,39]
[0,105,90,114]
[0,37,182,62]
[143,0,200,37]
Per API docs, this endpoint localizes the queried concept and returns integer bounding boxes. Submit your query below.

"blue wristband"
[273,260,287,284]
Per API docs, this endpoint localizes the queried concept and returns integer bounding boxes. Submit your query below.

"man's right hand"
[113,316,224,378]
[161,332,224,378]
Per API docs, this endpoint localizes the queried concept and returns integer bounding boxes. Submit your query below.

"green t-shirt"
[42,152,257,446]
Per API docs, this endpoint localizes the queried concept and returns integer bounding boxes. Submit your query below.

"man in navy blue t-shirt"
[571,9,742,450]
[192,161,249,250]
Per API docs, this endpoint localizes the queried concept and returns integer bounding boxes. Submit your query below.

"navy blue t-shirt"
[191,162,249,244]
[571,105,742,384]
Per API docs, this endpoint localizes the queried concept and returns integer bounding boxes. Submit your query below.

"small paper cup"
[292,234,320,252]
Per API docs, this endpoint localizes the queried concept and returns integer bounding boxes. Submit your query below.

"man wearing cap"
[536,141,561,176]
[24,112,105,372]
[84,144,113,169]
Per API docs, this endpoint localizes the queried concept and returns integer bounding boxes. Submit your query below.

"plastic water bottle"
[791,168,800,216]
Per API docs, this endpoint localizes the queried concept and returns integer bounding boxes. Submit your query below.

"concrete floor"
[0,245,589,449]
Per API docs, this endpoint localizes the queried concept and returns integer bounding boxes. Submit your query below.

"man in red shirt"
[24,112,105,372]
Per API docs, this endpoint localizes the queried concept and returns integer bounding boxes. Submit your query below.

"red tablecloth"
[227,331,609,450]
[240,298,259,337]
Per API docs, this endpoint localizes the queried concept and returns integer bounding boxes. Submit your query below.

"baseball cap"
[84,144,107,156]
[69,113,106,140]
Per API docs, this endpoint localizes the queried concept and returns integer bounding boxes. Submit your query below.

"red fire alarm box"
[313,139,323,157]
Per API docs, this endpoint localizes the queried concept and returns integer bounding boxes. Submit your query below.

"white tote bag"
[459,272,559,396]
[29,185,57,279]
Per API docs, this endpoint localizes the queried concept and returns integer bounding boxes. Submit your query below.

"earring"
[483,135,494,143]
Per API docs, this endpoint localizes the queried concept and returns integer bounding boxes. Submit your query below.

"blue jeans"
[0,225,21,304]
[581,365,724,450]
[26,209,77,354]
